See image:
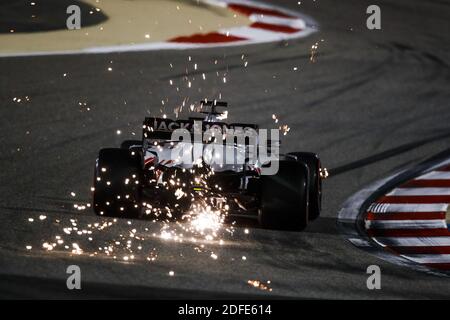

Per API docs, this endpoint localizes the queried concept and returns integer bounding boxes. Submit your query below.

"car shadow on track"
[231,215,339,236]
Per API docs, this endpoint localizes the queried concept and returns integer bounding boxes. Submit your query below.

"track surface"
[0,0,449,298]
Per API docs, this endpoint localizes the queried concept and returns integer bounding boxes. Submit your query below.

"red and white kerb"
[169,0,314,45]
[365,164,450,271]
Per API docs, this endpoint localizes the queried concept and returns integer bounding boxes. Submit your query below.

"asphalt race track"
[0,0,449,298]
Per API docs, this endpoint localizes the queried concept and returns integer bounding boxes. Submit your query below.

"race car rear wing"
[143,117,258,140]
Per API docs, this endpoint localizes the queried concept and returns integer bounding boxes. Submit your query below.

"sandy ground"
[0,0,249,54]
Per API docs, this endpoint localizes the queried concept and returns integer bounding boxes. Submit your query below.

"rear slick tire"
[259,160,309,231]
[288,152,322,221]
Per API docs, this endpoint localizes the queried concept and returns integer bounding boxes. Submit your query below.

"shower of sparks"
[320,167,329,179]
[247,280,273,292]
[280,124,290,136]
[272,114,279,124]
[272,114,290,135]
[216,110,228,120]
[12,96,30,103]
[17,53,297,289]
[29,173,234,263]
[189,206,224,236]
[310,39,324,63]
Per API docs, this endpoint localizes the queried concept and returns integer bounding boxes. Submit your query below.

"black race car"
[92,100,324,231]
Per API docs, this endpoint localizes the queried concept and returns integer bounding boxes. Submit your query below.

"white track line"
[220,26,291,41]
[372,237,450,247]
[416,171,450,180]
[387,188,450,196]
[365,219,447,230]
[369,203,448,213]
[248,14,306,29]
[402,254,450,264]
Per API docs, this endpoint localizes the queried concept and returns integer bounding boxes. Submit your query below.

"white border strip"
[0,0,318,58]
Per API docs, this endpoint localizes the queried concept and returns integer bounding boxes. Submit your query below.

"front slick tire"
[259,160,309,231]
[93,148,142,218]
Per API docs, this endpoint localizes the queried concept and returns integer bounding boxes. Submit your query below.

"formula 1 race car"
[92,100,324,231]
